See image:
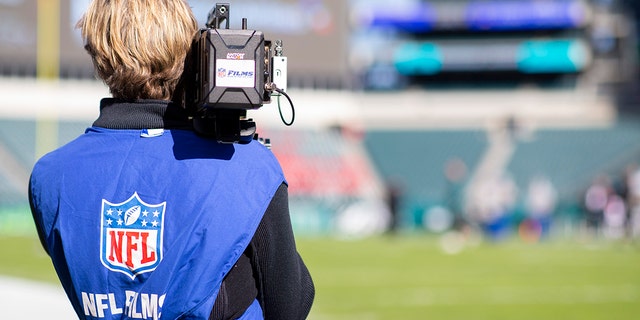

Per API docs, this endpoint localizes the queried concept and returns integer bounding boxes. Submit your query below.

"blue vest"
[30,127,285,319]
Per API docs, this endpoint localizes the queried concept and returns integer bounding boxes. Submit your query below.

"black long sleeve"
[252,183,315,319]
[211,183,314,319]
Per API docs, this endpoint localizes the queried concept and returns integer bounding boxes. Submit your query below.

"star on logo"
[117,219,124,226]
[106,208,114,216]
[106,218,113,226]
[153,210,160,218]
[117,209,123,216]
[141,220,148,227]
[142,210,149,217]
[152,220,159,227]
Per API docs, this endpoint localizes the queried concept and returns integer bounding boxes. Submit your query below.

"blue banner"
[361,0,587,33]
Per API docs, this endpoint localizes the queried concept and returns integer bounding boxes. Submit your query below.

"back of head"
[78,0,199,101]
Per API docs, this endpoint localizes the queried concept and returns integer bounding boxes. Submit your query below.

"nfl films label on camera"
[216,57,256,88]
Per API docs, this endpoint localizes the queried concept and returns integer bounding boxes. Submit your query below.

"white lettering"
[226,52,245,60]
[108,293,123,315]
[82,292,97,317]
[158,294,166,319]
[141,294,166,319]
[81,290,165,319]
[125,290,136,310]
[127,290,143,318]
[95,294,109,317]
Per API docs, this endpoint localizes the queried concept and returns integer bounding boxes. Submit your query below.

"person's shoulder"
[236,139,284,173]
[31,146,68,186]
[32,131,96,173]
[238,139,278,159]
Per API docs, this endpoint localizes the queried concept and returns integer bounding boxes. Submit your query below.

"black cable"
[275,88,295,126]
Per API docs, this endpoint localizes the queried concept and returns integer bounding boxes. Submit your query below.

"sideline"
[0,276,76,318]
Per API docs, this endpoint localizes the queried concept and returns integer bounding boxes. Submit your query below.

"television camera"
[183,3,293,144]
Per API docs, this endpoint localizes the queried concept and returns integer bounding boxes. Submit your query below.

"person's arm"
[29,177,85,317]
[29,179,50,255]
[252,183,315,319]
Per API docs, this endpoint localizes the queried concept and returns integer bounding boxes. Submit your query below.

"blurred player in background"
[28,0,314,319]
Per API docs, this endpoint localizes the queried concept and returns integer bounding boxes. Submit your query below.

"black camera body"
[184,3,287,143]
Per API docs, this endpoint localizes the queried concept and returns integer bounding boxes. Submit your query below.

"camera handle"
[207,3,230,29]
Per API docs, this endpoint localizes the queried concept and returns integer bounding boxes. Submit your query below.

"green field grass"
[2,234,639,319]
[297,235,640,320]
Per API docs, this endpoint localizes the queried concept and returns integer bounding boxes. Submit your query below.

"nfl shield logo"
[217,67,227,78]
[100,192,166,279]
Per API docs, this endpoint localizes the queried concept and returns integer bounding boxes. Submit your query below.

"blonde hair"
[78,0,198,100]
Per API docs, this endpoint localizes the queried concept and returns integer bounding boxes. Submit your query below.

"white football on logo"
[124,206,141,226]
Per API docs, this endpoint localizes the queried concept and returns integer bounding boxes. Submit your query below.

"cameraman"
[28,0,314,319]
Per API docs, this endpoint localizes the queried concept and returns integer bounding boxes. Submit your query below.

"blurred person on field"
[471,172,518,240]
[28,1,314,319]
[583,175,610,238]
[444,157,468,232]
[523,175,557,240]
[385,179,403,234]
[603,192,627,239]
[624,163,640,238]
